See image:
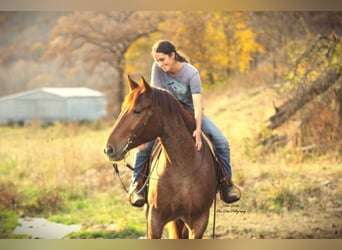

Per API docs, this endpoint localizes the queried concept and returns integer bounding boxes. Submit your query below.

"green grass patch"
[67,226,144,239]
[47,191,146,238]
[0,207,20,238]
[268,187,304,214]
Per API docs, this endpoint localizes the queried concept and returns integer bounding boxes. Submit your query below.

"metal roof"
[41,87,104,97]
[0,87,105,101]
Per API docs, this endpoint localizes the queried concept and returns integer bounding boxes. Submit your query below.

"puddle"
[13,217,81,239]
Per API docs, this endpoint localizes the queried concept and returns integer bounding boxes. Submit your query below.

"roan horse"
[104,76,218,239]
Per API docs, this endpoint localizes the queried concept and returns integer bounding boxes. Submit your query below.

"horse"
[104,75,218,239]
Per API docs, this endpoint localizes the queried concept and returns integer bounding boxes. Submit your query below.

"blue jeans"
[131,115,232,186]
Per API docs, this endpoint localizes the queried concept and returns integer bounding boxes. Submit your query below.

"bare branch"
[268,67,342,129]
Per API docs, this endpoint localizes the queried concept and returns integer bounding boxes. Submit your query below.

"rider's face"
[153,52,176,73]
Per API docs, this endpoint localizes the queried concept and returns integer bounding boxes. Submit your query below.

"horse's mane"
[122,85,196,135]
[152,87,196,134]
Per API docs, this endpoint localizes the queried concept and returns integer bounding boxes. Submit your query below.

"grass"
[0,77,341,239]
[0,121,145,238]
[0,207,19,238]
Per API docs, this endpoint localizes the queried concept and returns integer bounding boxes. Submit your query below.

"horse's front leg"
[146,206,164,239]
[185,210,210,239]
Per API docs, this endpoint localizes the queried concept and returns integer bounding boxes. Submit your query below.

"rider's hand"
[193,129,202,151]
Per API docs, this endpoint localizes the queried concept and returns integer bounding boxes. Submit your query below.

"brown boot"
[220,181,240,204]
[127,182,145,207]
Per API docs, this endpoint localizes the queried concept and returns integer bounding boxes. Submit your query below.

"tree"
[46,11,164,115]
[219,12,264,77]
[268,33,342,152]
[246,12,342,83]
[268,67,341,130]
[162,11,263,84]
[162,12,216,83]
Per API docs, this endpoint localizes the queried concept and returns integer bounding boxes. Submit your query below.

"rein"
[112,137,206,193]
[112,159,134,193]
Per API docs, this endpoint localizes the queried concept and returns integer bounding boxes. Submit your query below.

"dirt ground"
[203,203,342,239]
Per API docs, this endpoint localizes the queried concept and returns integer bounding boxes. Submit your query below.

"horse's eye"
[133,109,141,115]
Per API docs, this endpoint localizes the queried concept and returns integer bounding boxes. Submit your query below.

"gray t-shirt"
[151,62,202,111]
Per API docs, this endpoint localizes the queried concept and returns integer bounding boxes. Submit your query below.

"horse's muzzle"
[104,145,115,157]
[104,145,124,161]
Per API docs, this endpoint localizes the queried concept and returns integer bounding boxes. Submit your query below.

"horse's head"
[104,75,160,161]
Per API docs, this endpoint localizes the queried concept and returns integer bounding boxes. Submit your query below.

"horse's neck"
[159,115,195,165]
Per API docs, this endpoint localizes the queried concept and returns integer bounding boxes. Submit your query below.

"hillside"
[0,12,62,48]
[202,78,341,238]
[0,12,111,97]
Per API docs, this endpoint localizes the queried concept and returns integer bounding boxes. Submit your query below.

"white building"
[0,87,107,124]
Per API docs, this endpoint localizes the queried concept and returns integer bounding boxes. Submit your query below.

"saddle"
[201,132,240,203]
[129,133,237,206]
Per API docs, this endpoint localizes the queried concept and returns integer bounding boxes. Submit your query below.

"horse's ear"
[127,75,139,91]
[141,76,152,93]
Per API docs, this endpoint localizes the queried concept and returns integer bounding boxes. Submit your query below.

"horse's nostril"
[104,145,114,156]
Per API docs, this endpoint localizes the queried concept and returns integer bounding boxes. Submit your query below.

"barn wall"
[34,99,66,121]
[0,88,107,124]
[0,99,25,123]
[0,98,66,124]
[66,97,107,121]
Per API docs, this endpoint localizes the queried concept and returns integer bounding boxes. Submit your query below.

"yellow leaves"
[205,19,229,67]
[121,11,265,83]
[168,12,266,82]
[331,40,342,66]
[205,12,264,77]
[125,35,156,77]
[233,28,264,74]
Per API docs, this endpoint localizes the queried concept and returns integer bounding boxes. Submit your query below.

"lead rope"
[211,152,223,240]
[212,192,217,239]
[112,158,135,194]
[112,163,131,193]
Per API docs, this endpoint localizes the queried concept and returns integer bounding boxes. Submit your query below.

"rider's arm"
[192,93,203,151]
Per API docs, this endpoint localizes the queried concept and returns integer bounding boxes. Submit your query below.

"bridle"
[120,108,154,157]
[111,106,154,193]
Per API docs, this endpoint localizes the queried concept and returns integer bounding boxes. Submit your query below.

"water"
[13,217,81,239]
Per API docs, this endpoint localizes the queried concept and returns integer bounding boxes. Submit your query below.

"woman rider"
[129,40,240,206]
